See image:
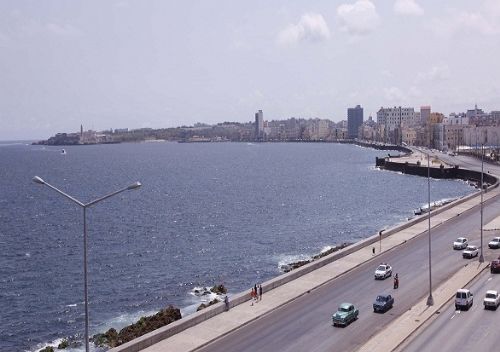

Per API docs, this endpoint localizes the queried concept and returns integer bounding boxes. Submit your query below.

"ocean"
[0,141,474,351]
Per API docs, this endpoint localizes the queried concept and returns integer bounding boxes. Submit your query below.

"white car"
[453,237,468,250]
[463,245,479,259]
[483,290,500,310]
[455,288,473,310]
[374,263,392,280]
[488,237,500,249]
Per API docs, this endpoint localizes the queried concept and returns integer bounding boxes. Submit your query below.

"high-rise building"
[347,105,363,139]
[255,110,264,140]
[420,106,431,124]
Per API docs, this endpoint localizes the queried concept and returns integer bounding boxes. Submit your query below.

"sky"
[1,0,500,140]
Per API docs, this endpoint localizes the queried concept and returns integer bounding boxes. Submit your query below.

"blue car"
[373,294,394,313]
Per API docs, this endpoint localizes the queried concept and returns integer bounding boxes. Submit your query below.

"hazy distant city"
[37,104,500,154]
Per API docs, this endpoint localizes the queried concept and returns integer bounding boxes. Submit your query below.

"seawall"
[376,157,498,185]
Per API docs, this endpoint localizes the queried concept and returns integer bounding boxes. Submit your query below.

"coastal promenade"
[111,152,500,352]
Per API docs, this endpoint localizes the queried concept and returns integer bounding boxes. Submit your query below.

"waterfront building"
[402,127,417,146]
[420,106,431,125]
[255,110,264,141]
[303,118,331,141]
[347,105,363,139]
[445,124,466,151]
[444,113,469,126]
[377,106,416,145]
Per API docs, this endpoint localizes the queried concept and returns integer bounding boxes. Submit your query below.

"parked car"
[332,303,359,327]
[491,256,500,273]
[488,237,500,249]
[374,263,392,280]
[463,245,479,259]
[453,237,468,250]
[483,290,500,310]
[455,289,473,310]
[373,294,394,313]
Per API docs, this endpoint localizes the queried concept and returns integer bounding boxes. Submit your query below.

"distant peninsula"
[32,116,359,146]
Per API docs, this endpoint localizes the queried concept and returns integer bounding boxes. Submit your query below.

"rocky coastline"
[280,243,351,273]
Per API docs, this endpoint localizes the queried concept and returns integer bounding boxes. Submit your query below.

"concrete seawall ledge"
[110,154,499,352]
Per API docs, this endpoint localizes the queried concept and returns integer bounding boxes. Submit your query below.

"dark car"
[491,256,500,273]
[373,294,394,313]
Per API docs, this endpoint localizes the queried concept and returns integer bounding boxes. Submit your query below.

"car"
[491,256,500,273]
[332,303,359,327]
[374,263,392,280]
[453,237,468,250]
[488,237,500,249]
[455,289,473,310]
[373,294,394,313]
[483,290,500,310]
[463,245,479,259]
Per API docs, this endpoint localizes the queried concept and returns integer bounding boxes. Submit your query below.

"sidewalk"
[130,186,500,352]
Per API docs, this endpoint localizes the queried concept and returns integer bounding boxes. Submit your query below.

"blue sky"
[1,0,499,140]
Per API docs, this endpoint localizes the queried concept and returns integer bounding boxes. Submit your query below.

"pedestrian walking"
[372,247,375,255]
[259,285,263,300]
[394,273,399,289]
[254,284,258,301]
[250,288,255,306]
[224,295,230,311]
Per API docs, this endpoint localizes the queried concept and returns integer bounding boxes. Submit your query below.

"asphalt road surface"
[199,194,500,352]
[399,267,500,352]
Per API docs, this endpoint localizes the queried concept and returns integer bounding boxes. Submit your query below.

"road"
[199,193,500,351]
[398,267,500,352]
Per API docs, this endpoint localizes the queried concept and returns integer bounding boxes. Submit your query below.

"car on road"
[483,290,500,310]
[455,289,473,310]
[488,237,500,249]
[374,263,392,280]
[453,237,468,250]
[332,303,359,327]
[491,256,500,273]
[373,294,394,313]
[462,245,479,259]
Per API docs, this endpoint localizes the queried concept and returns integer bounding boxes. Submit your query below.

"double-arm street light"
[480,144,485,263]
[33,176,141,352]
[426,152,434,306]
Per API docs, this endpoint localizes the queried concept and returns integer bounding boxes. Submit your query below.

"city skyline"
[1,0,500,140]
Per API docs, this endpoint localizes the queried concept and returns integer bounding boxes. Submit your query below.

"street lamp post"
[33,176,141,352]
[426,153,434,306]
[480,145,484,263]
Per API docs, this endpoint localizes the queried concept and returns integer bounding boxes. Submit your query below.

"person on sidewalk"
[224,295,229,311]
[259,285,263,300]
[250,288,255,306]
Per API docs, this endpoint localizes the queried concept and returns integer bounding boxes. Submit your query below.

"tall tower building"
[347,105,364,139]
[255,110,264,140]
[420,106,431,124]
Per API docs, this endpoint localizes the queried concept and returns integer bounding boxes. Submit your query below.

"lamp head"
[127,182,142,190]
[33,176,45,185]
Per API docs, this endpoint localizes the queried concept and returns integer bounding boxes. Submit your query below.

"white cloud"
[277,13,331,46]
[394,0,424,16]
[383,87,406,102]
[430,7,500,37]
[416,64,450,83]
[337,0,380,35]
